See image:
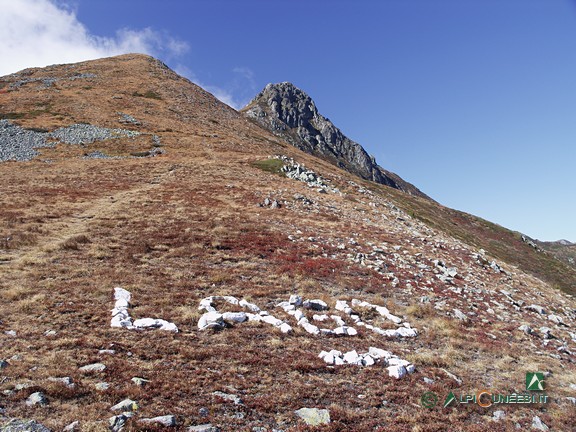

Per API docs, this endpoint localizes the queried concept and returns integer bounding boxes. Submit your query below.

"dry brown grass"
[0,54,574,431]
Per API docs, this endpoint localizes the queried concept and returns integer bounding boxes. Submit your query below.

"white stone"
[362,355,375,366]
[335,300,348,311]
[63,421,79,431]
[406,364,416,374]
[387,365,407,379]
[518,324,533,334]
[289,295,303,306]
[388,358,411,367]
[331,315,346,326]
[346,327,358,336]
[548,314,564,325]
[239,299,260,312]
[368,347,392,359]
[303,299,328,311]
[396,327,418,337]
[110,315,133,328]
[140,415,176,427]
[313,314,329,321]
[261,315,283,327]
[197,312,224,330]
[531,416,549,431]
[343,350,360,364]
[279,323,293,334]
[453,309,468,321]
[525,304,546,315]
[222,312,248,324]
[79,363,106,373]
[26,392,47,406]
[199,298,215,311]
[300,321,320,335]
[114,287,131,303]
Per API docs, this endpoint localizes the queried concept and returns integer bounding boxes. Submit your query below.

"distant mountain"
[536,238,576,269]
[241,82,430,199]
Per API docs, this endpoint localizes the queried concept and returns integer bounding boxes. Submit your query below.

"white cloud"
[175,64,243,110]
[0,0,189,76]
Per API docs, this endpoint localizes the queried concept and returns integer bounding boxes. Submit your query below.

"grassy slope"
[369,182,576,297]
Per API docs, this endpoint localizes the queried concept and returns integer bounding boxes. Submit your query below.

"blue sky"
[1,0,575,241]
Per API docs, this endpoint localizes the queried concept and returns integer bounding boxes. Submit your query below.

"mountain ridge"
[241,82,430,200]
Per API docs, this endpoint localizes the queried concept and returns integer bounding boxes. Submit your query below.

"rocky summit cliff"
[1,54,576,431]
[242,82,429,199]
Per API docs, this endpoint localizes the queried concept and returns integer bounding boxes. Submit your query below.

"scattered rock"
[111,288,178,331]
[294,408,331,426]
[0,360,8,369]
[95,382,110,391]
[531,416,549,431]
[79,363,106,373]
[187,424,220,432]
[453,308,468,321]
[0,418,52,432]
[525,305,546,315]
[109,413,132,432]
[387,365,407,379]
[212,391,242,405]
[492,410,505,421]
[289,295,303,306]
[198,312,225,330]
[518,324,533,335]
[48,377,74,388]
[110,398,138,412]
[302,299,328,311]
[566,397,576,404]
[131,377,149,386]
[63,421,79,431]
[26,392,48,407]
[140,415,176,427]
[441,368,463,384]
[547,314,564,325]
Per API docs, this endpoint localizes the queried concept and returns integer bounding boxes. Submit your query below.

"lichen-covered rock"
[294,407,331,426]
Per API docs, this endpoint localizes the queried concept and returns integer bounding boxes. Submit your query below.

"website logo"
[526,372,545,391]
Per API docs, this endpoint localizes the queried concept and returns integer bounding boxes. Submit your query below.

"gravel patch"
[0,120,55,161]
[50,123,140,145]
[0,120,141,162]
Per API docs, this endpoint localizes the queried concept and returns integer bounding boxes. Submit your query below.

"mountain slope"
[0,55,575,432]
[241,82,429,199]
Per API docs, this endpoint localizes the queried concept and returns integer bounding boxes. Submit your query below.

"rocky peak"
[242,82,429,199]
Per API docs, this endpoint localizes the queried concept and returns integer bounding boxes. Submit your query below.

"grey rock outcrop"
[242,82,429,199]
[0,418,52,432]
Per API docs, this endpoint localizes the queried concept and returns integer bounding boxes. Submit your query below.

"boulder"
[303,299,328,311]
[26,392,48,407]
[294,408,331,426]
[531,416,549,431]
[387,365,407,379]
[140,415,176,427]
[221,312,248,324]
[110,398,138,412]
[79,363,106,373]
[198,312,225,330]
[187,424,220,432]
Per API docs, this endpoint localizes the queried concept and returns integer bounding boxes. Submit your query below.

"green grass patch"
[252,158,286,176]
[133,90,162,100]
